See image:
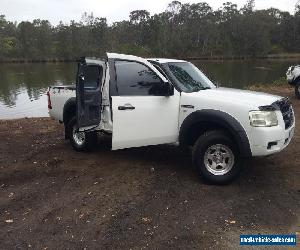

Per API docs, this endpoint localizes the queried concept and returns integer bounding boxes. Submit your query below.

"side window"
[115,61,165,96]
[83,65,102,89]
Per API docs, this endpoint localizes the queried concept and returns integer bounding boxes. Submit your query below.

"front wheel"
[192,130,242,184]
[67,117,97,151]
[295,82,300,99]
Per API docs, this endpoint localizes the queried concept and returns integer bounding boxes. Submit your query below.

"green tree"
[1,1,300,60]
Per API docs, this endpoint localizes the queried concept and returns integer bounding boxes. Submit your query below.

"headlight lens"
[249,111,278,127]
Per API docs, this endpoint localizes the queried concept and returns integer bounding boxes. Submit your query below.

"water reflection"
[0,88,47,119]
[0,63,76,119]
[0,59,299,119]
[196,59,299,88]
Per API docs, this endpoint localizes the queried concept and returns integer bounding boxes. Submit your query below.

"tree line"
[1,0,300,60]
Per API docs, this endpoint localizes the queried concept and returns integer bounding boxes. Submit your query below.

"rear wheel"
[295,81,300,99]
[192,130,242,184]
[67,117,97,151]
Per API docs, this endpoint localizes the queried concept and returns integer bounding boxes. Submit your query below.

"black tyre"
[67,117,97,151]
[192,130,242,184]
[295,81,300,99]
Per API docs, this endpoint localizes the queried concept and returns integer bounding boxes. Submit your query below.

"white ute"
[48,53,295,184]
[286,65,300,99]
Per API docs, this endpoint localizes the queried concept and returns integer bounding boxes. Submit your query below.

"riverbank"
[246,78,291,92]
[0,85,299,249]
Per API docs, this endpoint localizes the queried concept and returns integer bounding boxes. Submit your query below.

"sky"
[1,0,299,25]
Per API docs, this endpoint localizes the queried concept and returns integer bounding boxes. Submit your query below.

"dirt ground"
[0,86,299,249]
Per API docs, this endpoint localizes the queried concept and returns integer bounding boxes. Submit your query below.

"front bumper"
[249,120,295,157]
[249,107,295,156]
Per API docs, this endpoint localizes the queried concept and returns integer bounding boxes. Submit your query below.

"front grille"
[275,98,294,130]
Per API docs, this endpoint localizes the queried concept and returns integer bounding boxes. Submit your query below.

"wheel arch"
[63,97,76,139]
[179,109,252,157]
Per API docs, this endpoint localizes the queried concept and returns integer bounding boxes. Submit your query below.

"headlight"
[249,111,278,127]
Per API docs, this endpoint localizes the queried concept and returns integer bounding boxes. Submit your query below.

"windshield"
[166,62,215,93]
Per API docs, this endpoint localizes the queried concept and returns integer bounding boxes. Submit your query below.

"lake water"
[0,59,298,119]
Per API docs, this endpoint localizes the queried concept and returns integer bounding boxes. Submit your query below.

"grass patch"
[245,77,289,91]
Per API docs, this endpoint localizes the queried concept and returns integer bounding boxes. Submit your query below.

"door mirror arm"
[164,81,174,96]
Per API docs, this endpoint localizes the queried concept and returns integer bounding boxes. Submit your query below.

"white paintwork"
[179,88,295,156]
[48,87,75,121]
[48,52,295,158]
[286,65,300,83]
[248,114,294,156]
[111,91,180,150]
[179,88,280,135]
[110,53,180,150]
[98,65,113,133]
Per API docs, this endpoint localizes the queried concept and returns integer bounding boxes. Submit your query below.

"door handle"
[181,104,194,109]
[118,104,135,110]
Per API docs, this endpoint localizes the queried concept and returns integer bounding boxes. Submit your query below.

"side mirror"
[149,81,173,96]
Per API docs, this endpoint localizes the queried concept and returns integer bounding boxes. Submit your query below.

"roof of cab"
[147,58,187,63]
[106,52,187,64]
[107,52,142,61]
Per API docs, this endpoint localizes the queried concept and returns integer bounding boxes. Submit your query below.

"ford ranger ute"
[48,53,295,184]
